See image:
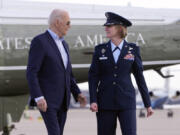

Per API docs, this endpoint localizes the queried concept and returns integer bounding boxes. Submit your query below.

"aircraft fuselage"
[0,22,180,96]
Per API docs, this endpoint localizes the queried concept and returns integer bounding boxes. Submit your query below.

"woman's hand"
[147,107,154,117]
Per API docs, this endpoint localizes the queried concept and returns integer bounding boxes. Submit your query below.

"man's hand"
[77,93,87,107]
[147,107,153,117]
[90,103,98,112]
[37,98,48,112]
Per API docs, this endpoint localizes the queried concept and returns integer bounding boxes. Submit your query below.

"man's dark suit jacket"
[88,40,151,110]
[26,31,80,109]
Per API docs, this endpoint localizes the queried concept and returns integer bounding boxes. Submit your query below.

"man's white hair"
[48,9,68,26]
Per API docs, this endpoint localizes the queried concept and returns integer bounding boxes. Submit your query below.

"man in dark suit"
[26,9,86,135]
[88,12,153,135]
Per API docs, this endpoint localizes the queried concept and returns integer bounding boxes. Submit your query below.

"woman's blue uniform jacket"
[88,40,151,110]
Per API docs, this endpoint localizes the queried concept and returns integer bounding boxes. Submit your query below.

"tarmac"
[2,109,180,135]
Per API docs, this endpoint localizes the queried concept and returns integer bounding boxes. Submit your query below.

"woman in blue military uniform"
[88,12,153,135]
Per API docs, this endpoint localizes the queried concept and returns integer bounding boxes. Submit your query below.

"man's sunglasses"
[66,21,71,26]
